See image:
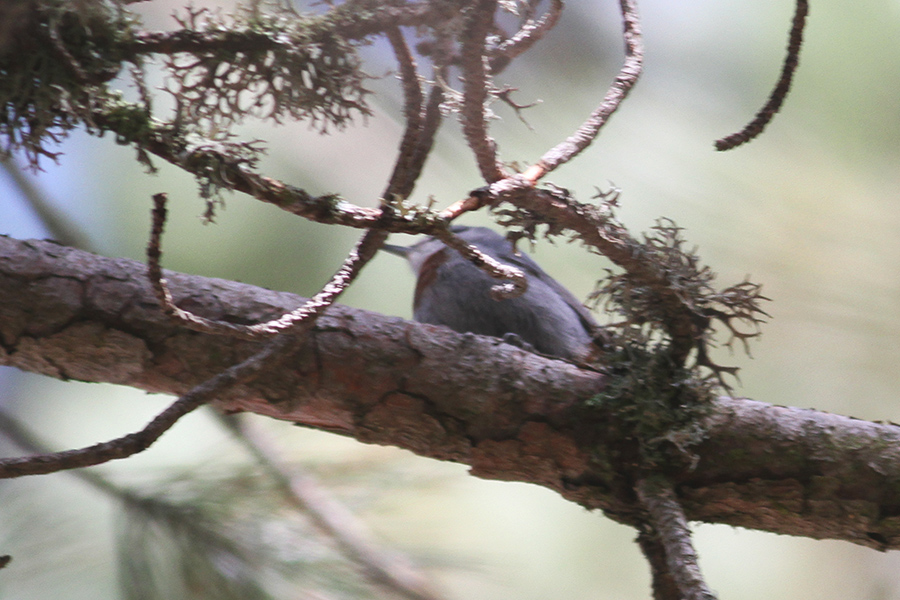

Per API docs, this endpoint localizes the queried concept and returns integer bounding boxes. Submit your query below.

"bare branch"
[522,0,643,182]
[635,477,717,600]
[0,334,293,478]
[147,193,388,338]
[636,528,686,600]
[410,81,447,179]
[87,101,457,236]
[432,225,528,299]
[459,0,507,182]
[91,104,386,225]
[384,26,425,199]
[407,36,453,194]
[489,0,563,74]
[438,188,492,221]
[714,0,809,151]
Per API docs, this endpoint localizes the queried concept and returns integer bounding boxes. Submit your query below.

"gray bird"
[383,226,604,361]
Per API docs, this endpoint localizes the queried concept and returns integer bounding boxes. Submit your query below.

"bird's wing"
[502,251,601,332]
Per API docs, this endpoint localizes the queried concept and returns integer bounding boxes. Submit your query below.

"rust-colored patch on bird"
[412,248,448,311]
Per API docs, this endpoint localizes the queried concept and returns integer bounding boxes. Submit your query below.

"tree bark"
[2,235,899,550]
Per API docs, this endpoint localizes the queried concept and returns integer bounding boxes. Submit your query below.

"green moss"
[588,342,715,468]
[96,96,152,144]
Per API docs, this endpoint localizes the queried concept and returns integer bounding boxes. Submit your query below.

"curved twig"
[409,36,453,188]
[714,0,809,151]
[432,226,528,300]
[458,0,506,183]
[148,193,388,338]
[522,0,643,183]
[384,26,425,199]
[489,0,564,74]
[0,335,292,478]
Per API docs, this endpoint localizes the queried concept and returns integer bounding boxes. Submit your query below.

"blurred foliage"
[114,468,377,600]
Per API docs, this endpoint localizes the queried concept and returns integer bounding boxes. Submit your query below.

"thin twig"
[522,0,643,183]
[438,189,491,222]
[88,101,460,237]
[0,335,293,479]
[714,0,809,151]
[384,26,425,199]
[218,414,444,600]
[432,226,528,299]
[635,476,717,600]
[89,104,392,228]
[407,37,453,191]
[458,0,506,183]
[497,86,541,129]
[0,409,148,498]
[148,193,387,338]
[489,0,563,74]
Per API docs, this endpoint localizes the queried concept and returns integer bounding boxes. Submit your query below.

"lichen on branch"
[0,0,136,163]
[162,4,372,133]
[0,0,374,169]
[592,217,769,386]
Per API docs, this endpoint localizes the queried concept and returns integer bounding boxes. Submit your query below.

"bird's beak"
[382,243,411,258]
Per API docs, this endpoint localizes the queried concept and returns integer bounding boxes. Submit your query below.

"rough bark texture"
[2,235,900,550]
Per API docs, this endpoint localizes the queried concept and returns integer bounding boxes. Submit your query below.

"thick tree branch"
[2,236,900,550]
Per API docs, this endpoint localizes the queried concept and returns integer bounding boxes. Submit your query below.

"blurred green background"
[2,0,900,598]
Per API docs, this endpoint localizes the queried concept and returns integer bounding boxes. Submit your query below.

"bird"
[382,226,604,361]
